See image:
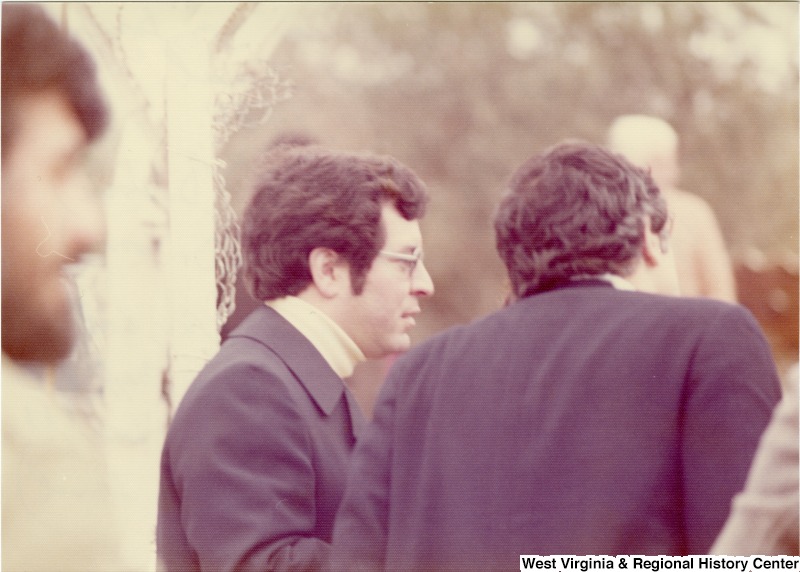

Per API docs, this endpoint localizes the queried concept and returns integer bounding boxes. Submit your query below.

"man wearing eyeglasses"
[156,144,433,572]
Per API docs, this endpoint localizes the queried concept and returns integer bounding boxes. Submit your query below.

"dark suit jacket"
[331,282,782,571]
[157,306,366,572]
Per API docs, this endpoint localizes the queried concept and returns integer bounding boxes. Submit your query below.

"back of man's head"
[242,145,429,301]
[2,4,108,157]
[494,140,669,298]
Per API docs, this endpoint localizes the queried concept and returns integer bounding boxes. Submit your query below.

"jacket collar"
[523,277,615,297]
[265,296,365,379]
[229,306,365,439]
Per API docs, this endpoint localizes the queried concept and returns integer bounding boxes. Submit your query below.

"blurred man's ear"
[641,224,662,267]
[632,217,681,296]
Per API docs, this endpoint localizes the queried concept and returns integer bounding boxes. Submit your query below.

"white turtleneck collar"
[265,296,366,379]
[599,273,637,291]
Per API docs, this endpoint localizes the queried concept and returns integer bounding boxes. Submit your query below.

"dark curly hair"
[242,145,429,301]
[2,4,108,157]
[494,140,669,298]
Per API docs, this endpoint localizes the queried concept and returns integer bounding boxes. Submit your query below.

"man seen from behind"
[331,141,781,570]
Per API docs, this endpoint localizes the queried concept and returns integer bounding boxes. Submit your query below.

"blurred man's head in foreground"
[2,4,109,364]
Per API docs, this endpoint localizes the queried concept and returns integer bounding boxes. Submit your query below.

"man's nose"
[412,261,434,297]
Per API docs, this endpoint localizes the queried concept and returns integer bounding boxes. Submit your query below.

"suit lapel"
[343,385,366,441]
[231,306,366,438]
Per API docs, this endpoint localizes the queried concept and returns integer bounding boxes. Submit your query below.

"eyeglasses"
[379,246,424,276]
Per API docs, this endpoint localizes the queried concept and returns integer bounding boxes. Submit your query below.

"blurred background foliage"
[219,2,798,383]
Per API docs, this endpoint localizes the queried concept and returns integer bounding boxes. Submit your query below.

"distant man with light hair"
[608,114,737,301]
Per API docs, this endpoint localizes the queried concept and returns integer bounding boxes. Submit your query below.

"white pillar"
[104,116,171,572]
[163,7,226,406]
[53,4,308,569]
